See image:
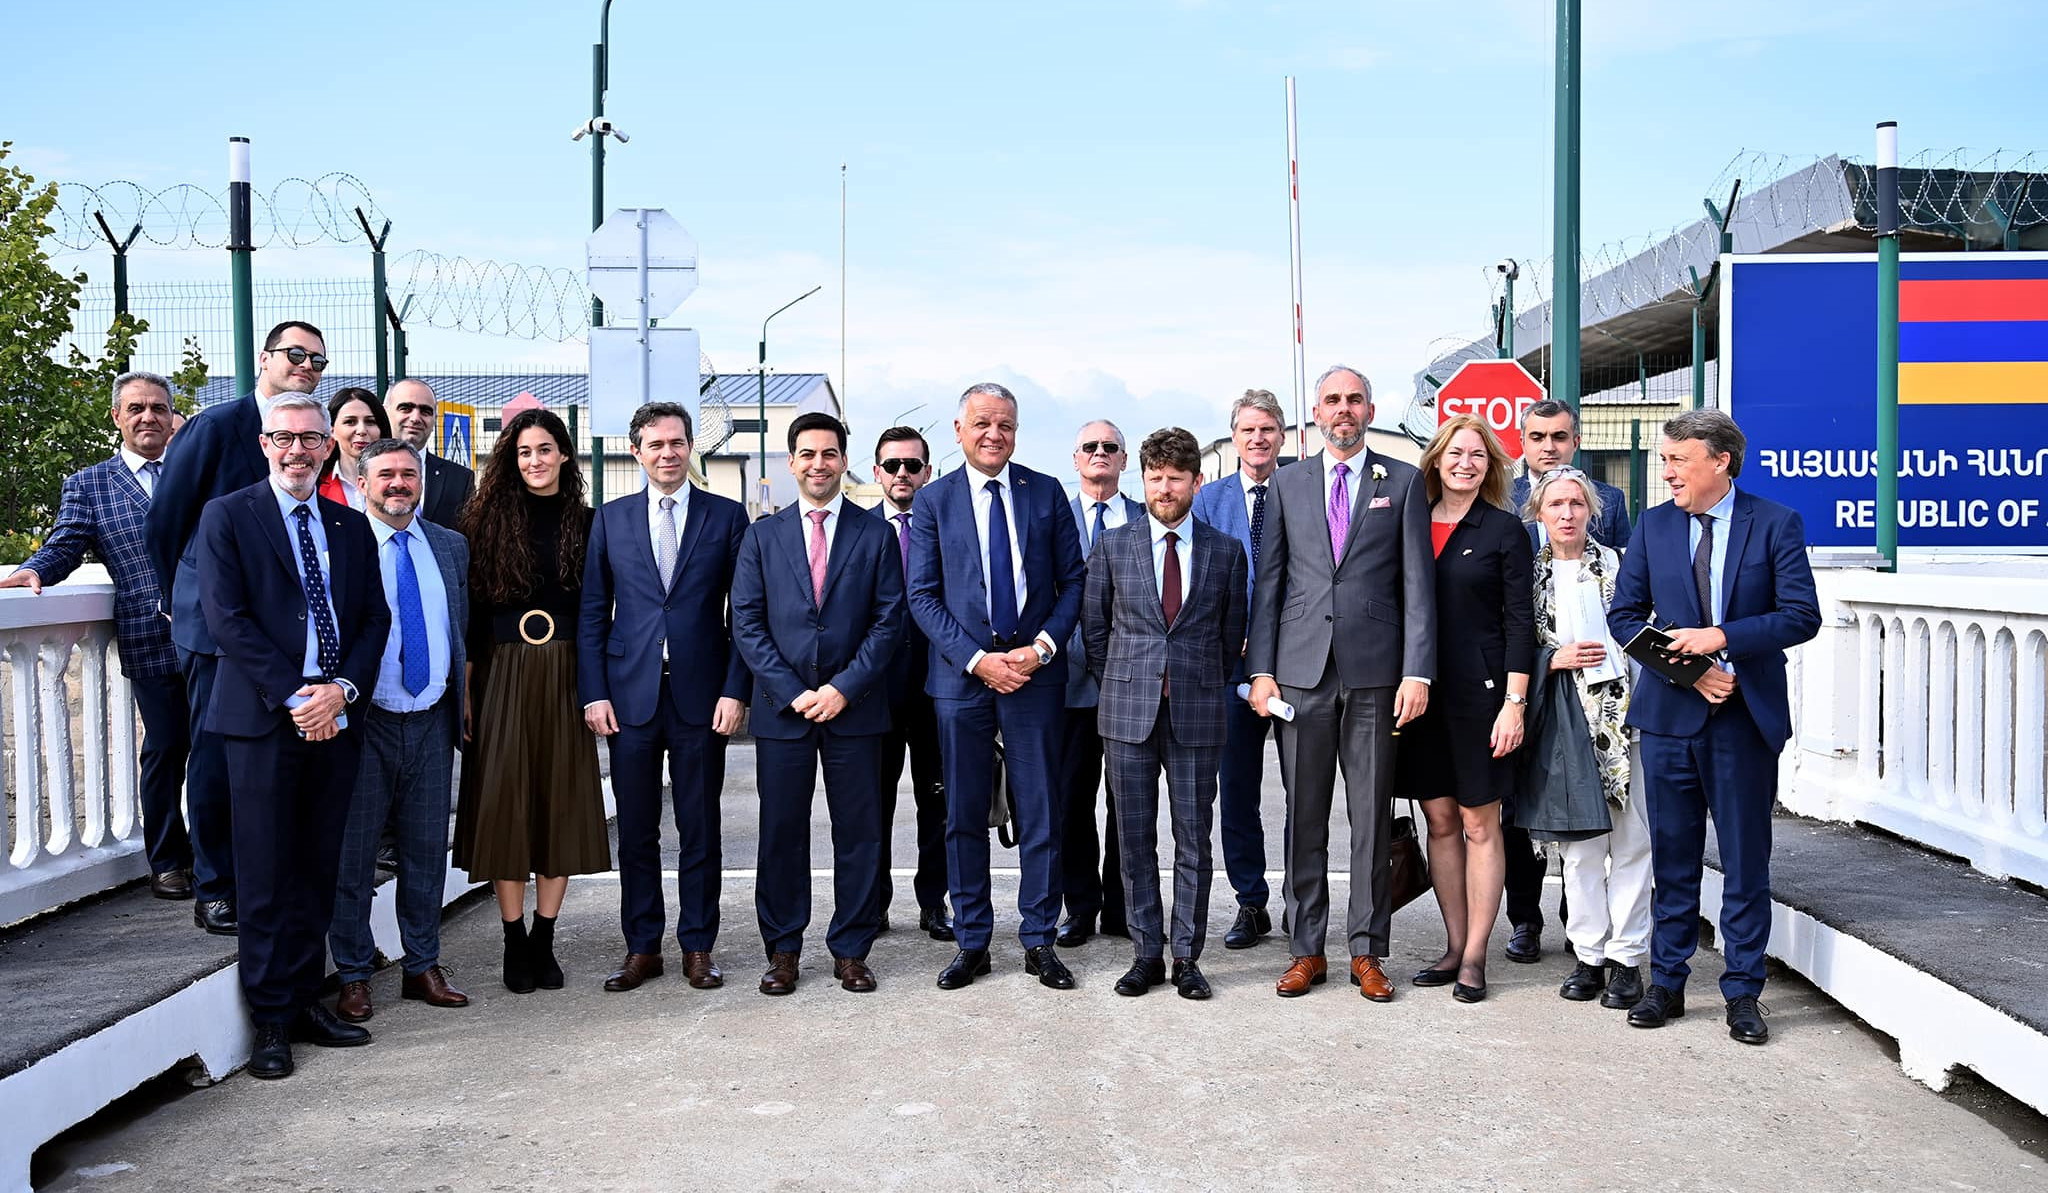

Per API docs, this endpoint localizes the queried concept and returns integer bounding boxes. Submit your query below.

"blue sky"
[8,0,2042,470]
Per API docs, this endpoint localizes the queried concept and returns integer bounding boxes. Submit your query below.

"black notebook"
[1621,626,1715,687]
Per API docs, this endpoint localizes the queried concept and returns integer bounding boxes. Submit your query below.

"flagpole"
[1285,77,1307,460]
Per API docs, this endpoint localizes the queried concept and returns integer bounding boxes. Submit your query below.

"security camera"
[1495,258,1520,281]
[570,119,630,144]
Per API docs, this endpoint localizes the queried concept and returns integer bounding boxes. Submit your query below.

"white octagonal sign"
[586,207,698,320]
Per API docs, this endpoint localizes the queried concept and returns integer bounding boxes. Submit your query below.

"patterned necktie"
[1248,483,1267,575]
[292,505,340,677]
[808,509,830,605]
[656,494,678,589]
[392,530,431,696]
[1089,501,1107,549]
[1693,512,1716,626]
[1328,462,1352,563]
[141,458,162,503]
[986,478,1019,640]
[894,512,911,578]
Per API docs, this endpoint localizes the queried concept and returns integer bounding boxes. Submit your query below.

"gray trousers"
[328,700,456,982]
[1277,670,1395,958]
[1104,699,1220,963]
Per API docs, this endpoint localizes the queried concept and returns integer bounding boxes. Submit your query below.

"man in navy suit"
[731,413,904,994]
[580,401,751,994]
[1608,409,1819,1045]
[195,393,390,1079]
[1187,388,1286,949]
[148,319,330,934]
[908,382,1087,990]
[1057,419,1145,948]
[6,372,193,898]
[869,426,953,941]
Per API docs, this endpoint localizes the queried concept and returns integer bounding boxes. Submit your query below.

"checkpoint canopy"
[1723,252,2048,553]
[586,207,701,436]
[1435,359,1545,460]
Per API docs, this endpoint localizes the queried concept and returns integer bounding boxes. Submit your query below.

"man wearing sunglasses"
[147,320,330,937]
[383,379,475,529]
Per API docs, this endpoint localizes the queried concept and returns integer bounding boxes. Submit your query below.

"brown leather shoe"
[1275,955,1328,997]
[603,952,665,992]
[1351,955,1395,1003]
[833,956,877,993]
[149,868,194,900]
[682,951,724,989]
[401,965,470,1008]
[760,951,801,996]
[335,980,373,1023]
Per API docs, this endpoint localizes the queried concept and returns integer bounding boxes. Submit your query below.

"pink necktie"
[1328,462,1351,563]
[808,509,829,605]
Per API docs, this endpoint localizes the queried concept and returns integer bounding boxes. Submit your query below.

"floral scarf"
[1532,540,1632,807]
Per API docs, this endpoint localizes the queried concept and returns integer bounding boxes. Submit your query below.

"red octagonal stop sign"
[1436,359,1546,461]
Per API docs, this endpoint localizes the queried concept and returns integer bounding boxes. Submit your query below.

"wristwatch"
[1503,692,1527,706]
[335,677,360,704]
[1033,642,1054,667]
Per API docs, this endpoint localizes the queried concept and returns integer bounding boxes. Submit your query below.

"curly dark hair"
[461,408,591,604]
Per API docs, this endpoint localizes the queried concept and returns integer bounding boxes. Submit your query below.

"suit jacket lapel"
[666,488,710,594]
[324,504,353,618]
[1718,496,1754,618]
[820,505,864,606]
[777,507,817,605]
[1338,450,1379,567]
[251,486,299,581]
[1671,507,1707,625]
[105,456,149,511]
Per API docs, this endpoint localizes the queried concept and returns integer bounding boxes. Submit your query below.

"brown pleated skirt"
[454,639,612,881]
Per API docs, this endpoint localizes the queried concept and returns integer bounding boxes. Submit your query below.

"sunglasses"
[263,430,330,450]
[879,457,926,475]
[1076,440,1122,456]
[269,346,330,371]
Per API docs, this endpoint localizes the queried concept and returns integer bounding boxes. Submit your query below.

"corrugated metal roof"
[701,373,831,410]
[194,372,831,409]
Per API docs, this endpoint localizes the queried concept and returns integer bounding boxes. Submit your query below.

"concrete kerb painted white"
[1701,869,2048,1114]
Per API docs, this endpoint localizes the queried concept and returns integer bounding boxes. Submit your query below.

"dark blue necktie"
[292,505,340,677]
[1248,483,1267,576]
[393,529,430,696]
[1089,501,1107,549]
[986,478,1019,641]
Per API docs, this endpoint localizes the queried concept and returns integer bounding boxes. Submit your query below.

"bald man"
[384,380,475,528]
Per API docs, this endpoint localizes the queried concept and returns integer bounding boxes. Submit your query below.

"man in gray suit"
[1058,419,1145,948]
[1084,428,1247,1001]
[1246,364,1435,1003]
[327,439,471,1022]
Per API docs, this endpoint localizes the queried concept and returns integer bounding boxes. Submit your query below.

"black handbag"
[1388,798,1431,911]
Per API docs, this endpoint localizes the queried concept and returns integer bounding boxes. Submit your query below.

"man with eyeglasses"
[148,319,330,937]
[383,379,475,529]
[869,425,953,941]
[1059,420,1144,948]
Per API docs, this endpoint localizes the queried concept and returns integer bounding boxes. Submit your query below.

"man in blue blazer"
[195,394,390,1079]
[579,402,751,994]
[147,319,330,934]
[731,413,904,994]
[1186,388,1287,948]
[6,372,192,898]
[1608,409,1820,1045]
[908,382,1088,990]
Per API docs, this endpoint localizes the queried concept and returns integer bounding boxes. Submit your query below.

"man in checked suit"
[908,382,1087,991]
[1083,427,1247,1001]
[5,372,193,898]
[1246,364,1435,1003]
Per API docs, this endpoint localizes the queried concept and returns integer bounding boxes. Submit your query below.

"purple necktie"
[894,512,910,578]
[1328,461,1351,563]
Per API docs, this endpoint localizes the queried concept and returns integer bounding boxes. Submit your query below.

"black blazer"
[864,501,930,709]
[421,453,475,530]
[1428,500,1535,717]
[147,393,268,654]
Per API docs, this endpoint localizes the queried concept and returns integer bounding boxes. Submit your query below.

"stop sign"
[1436,359,1546,460]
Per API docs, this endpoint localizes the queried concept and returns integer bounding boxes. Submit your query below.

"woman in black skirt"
[453,407,611,992]
[1395,414,1533,1003]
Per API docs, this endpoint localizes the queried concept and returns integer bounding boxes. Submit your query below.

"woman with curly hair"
[453,407,610,993]
[317,387,390,511]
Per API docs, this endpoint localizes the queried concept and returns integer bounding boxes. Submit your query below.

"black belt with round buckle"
[517,610,557,645]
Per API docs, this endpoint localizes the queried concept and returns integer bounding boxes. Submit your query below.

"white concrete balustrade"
[0,584,145,925]
[1782,568,2048,888]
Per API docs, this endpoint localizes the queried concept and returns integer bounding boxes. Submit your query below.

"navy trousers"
[878,692,948,916]
[329,702,455,982]
[936,684,1064,951]
[756,728,884,959]
[1638,693,1778,1000]
[1058,707,1123,930]
[225,720,361,1023]
[1216,696,1273,910]
[177,647,235,904]
[606,678,728,954]
[128,672,193,877]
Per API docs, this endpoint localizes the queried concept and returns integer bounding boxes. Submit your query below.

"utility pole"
[1552,0,1582,416]
[590,0,615,329]
[1876,121,1902,571]
[758,286,821,516]
[228,136,255,398]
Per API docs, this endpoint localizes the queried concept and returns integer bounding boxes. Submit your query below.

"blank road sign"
[586,207,698,320]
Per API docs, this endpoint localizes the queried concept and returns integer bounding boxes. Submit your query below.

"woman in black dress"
[453,408,610,993]
[1395,414,1534,1003]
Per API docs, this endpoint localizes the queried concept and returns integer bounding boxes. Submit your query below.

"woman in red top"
[317,387,389,511]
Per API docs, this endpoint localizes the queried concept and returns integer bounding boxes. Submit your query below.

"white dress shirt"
[1148,513,1193,609]
[1322,446,1372,514]
[794,491,846,562]
[267,478,349,724]
[963,463,1056,674]
[1237,467,1274,530]
[648,481,691,558]
[367,515,451,713]
[1078,490,1131,549]
[121,448,161,499]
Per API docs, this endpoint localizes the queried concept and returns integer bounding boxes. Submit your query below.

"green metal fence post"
[1876,121,1902,572]
[92,212,144,372]
[1552,0,1582,417]
[354,208,392,397]
[228,137,256,397]
[591,433,606,507]
[1629,418,1645,518]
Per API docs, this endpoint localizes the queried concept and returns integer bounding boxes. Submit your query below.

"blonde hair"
[1419,415,1511,510]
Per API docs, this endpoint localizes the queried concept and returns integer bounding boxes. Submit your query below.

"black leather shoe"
[1172,959,1212,1001]
[1412,964,1458,988]
[1223,905,1272,950]
[290,1003,372,1048]
[919,907,956,942]
[1627,984,1686,1028]
[247,1023,294,1079]
[1055,917,1094,948]
[1559,960,1607,1001]
[935,948,992,990]
[193,898,238,935]
[149,868,194,900]
[1452,980,1487,1004]
[1114,958,1167,996]
[1024,944,1077,989]
[1504,924,1542,964]
[1726,995,1771,1045]
[1601,963,1645,1010]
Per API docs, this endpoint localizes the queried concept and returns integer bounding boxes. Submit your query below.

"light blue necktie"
[393,529,430,696]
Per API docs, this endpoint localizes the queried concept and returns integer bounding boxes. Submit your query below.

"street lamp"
[758,285,822,516]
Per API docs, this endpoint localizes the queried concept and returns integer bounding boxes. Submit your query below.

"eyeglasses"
[1538,466,1587,480]
[268,346,330,371]
[1076,440,1122,456]
[263,430,330,450]
[878,457,926,475]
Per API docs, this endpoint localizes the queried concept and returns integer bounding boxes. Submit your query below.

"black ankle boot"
[503,917,535,993]
[529,913,564,990]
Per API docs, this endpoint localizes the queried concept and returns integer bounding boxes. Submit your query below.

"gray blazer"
[1082,517,1247,750]
[1064,492,1145,709]
[1244,449,1435,690]
[416,517,470,739]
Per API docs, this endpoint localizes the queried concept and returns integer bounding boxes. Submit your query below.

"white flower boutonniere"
[1371,463,1388,482]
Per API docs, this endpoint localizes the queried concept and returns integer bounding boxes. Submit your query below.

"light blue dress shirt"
[1147,513,1193,609]
[268,479,346,723]
[1685,483,1737,626]
[368,515,451,713]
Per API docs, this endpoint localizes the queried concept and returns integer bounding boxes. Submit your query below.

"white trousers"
[1560,747,1654,967]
